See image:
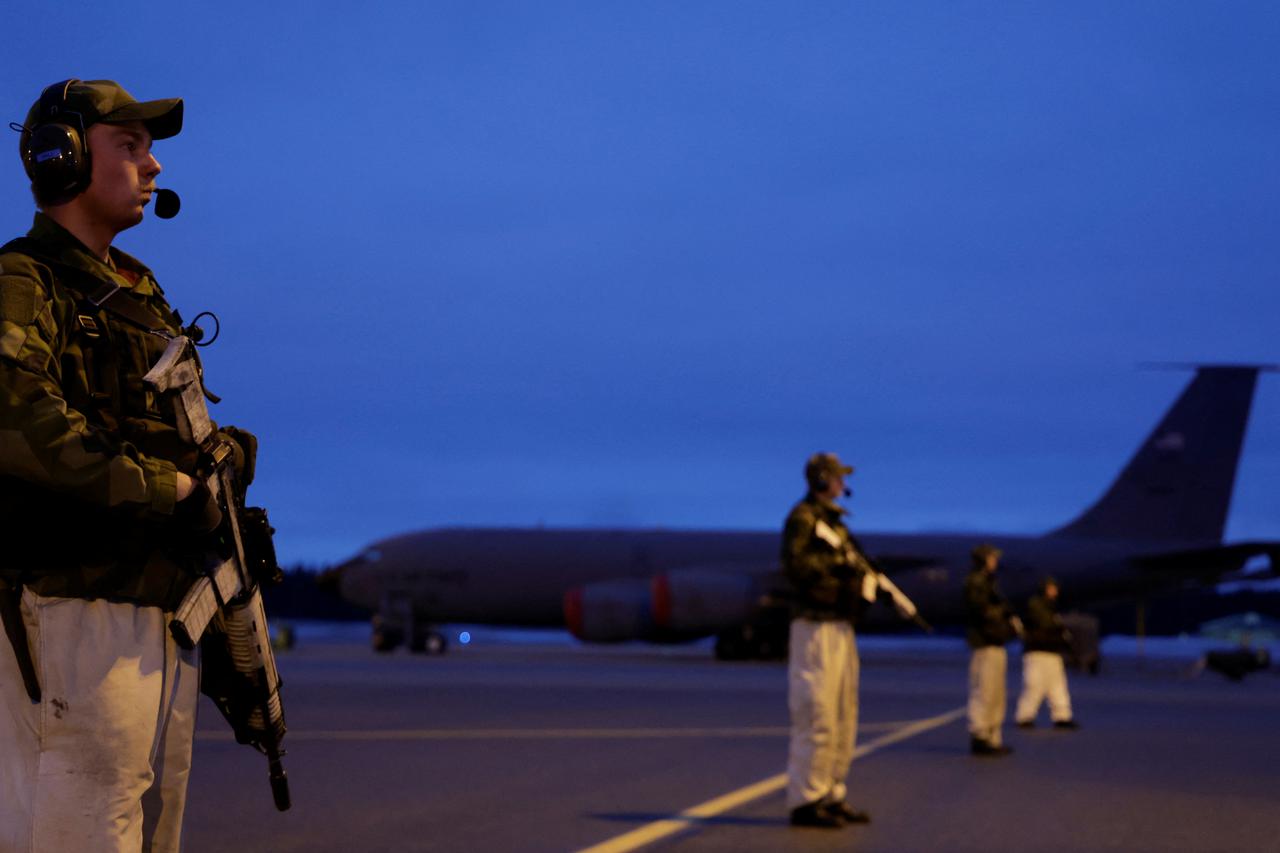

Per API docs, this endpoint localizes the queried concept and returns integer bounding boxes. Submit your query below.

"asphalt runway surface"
[183,628,1280,852]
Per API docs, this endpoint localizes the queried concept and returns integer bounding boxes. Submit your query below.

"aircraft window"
[361,549,383,564]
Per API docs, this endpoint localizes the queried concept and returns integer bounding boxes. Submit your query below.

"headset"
[19,79,92,204]
[807,462,852,498]
[813,475,852,498]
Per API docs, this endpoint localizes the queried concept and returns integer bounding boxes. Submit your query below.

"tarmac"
[182,625,1280,852]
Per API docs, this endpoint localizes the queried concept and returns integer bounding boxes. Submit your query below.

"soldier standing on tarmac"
[781,452,873,829]
[0,78,255,852]
[1015,577,1079,730]
[964,543,1021,756]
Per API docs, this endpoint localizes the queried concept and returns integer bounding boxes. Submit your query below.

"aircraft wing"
[1132,541,1280,583]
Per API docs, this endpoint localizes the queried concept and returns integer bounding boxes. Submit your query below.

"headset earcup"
[23,122,90,203]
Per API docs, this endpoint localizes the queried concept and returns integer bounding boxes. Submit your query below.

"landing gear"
[714,619,788,661]
[371,591,449,655]
[409,629,449,655]
[371,620,403,653]
[372,621,449,655]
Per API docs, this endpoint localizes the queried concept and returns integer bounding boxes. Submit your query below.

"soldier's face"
[824,474,846,500]
[1045,582,1059,600]
[80,121,161,232]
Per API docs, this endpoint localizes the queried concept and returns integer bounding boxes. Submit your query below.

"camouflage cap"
[971,542,1003,563]
[804,452,854,486]
[24,79,183,141]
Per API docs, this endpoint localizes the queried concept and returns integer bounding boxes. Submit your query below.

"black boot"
[789,801,843,829]
[971,737,1013,756]
[825,801,871,824]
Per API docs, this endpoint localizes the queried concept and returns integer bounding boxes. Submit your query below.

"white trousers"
[0,590,200,853]
[1015,651,1073,724]
[786,619,858,809]
[967,645,1006,746]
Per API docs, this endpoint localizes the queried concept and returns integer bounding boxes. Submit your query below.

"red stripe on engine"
[563,587,584,638]
[650,573,672,628]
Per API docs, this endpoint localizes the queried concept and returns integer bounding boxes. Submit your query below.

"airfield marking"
[192,720,910,742]
[573,705,967,853]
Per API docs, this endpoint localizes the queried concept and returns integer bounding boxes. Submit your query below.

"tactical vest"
[782,496,863,622]
[0,236,200,608]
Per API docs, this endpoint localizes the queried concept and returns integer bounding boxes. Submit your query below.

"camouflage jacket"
[781,493,871,621]
[964,568,1016,648]
[0,213,203,607]
[1022,594,1069,654]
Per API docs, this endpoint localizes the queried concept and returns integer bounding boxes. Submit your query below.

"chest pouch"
[69,303,126,431]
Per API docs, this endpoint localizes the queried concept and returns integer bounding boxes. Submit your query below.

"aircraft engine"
[563,579,653,642]
[650,569,760,635]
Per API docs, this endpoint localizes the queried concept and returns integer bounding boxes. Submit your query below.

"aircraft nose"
[319,555,380,610]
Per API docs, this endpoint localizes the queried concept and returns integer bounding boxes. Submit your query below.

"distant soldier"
[781,452,873,829]
[964,543,1020,756]
[1015,577,1079,729]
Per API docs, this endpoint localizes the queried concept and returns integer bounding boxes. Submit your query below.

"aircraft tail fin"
[1049,365,1271,544]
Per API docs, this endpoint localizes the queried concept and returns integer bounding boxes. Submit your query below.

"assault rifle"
[143,335,290,811]
[846,534,933,633]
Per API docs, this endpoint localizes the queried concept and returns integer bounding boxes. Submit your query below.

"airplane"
[329,365,1279,658]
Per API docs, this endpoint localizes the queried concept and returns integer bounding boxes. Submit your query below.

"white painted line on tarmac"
[194,720,909,742]
[198,727,788,741]
[573,705,967,853]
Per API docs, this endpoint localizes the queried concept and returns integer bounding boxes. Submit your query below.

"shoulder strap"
[0,236,220,406]
[0,237,170,338]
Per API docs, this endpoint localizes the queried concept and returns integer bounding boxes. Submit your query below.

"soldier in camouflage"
[782,452,873,829]
[964,542,1021,756]
[0,79,253,853]
[1015,577,1078,729]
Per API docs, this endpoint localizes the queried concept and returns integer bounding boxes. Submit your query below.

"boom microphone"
[154,188,181,219]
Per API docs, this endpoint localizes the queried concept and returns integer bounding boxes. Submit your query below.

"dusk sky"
[3,3,1277,566]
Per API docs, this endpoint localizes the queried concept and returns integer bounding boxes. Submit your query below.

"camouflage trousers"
[0,590,199,853]
[786,619,859,809]
[967,645,1007,746]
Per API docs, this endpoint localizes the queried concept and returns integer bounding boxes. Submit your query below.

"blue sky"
[3,3,1277,564]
